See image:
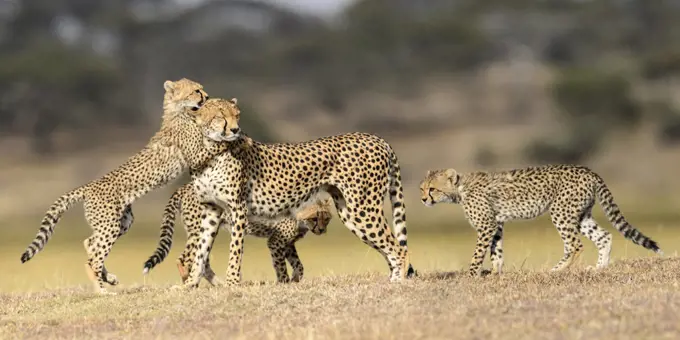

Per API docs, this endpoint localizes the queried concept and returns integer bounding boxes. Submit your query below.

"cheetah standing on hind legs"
[180,129,415,289]
[19,80,242,294]
[142,182,334,285]
[419,164,663,276]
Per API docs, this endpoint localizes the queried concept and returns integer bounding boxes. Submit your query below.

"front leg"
[224,203,248,286]
[469,224,495,276]
[183,203,222,289]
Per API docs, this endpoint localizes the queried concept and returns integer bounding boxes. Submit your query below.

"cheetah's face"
[163,78,209,112]
[195,98,241,142]
[308,210,332,235]
[297,198,334,235]
[419,169,460,207]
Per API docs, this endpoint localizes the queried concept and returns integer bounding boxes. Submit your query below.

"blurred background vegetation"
[2,0,680,290]
[4,0,680,157]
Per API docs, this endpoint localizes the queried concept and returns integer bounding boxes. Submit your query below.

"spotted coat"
[143,182,333,284]
[19,84,240,294]
[183,131,414,288]
[419,164,662,276]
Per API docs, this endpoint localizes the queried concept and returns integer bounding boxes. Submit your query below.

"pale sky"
[267,0,357,16]
[173,0,358,18]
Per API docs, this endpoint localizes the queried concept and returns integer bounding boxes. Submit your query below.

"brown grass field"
[1,209,680,339]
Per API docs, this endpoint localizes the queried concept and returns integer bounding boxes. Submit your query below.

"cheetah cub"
[19,84,238,294]
[419,164,662,276]
[142,183,334,285]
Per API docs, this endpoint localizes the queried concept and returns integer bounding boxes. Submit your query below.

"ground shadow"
[420,269,493,281]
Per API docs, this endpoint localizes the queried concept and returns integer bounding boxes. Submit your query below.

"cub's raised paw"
[105,273,119,286]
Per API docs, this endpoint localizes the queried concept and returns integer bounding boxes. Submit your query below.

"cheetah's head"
[194,98,242,142]
[297,197,334,235]
[163,78,209,112]
[419,168,461,207]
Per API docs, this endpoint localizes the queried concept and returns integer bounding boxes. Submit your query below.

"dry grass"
[2,215,678,292]
[2,206,679,339]
[1,257,678,340]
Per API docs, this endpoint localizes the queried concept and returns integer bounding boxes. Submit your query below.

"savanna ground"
[1,206,680,340]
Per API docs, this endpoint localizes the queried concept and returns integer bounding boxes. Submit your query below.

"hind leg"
[83,237,118,286]
[579,212,612,269]
[83,202,125,294]
[489,223,504,274]
[329,187,407,282]
[201,226,222,287]
[84,230,121,294]
[177,245,221,286]
[176,242,193,283]
[177,206,222,286]
[549,210,584,272]
[96,204,134,286]
[82,204,133,286]
[176,217,202,283]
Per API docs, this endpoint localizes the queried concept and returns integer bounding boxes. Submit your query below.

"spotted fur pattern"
[142,183,333,284]
[419,164,662,276]
[182,131,414,288]
[19,87,241,294]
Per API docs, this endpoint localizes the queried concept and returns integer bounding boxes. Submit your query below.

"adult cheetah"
[180,131,414,288]
[419,164,662,276]
[142,182,334,285]
[19,88,242,294]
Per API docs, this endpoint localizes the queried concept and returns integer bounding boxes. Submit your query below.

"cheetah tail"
[595,177,663,255]
[387,150,415,278]
[142,186,183,274]
[20,186,86,263]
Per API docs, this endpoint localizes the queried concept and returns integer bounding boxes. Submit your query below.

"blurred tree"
[4,0,680,156]
[526,67,641,164]
[552,67,641,129]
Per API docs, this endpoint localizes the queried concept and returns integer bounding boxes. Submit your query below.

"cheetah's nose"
[230,128,240,134]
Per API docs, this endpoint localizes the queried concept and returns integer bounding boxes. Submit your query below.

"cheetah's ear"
[444,168,459,186]
[229,97,238,105]
[163,80,175,92]
[323,197,334,210]
[426,170,433,178]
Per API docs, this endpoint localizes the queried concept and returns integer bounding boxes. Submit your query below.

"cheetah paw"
[105,273,119,286]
